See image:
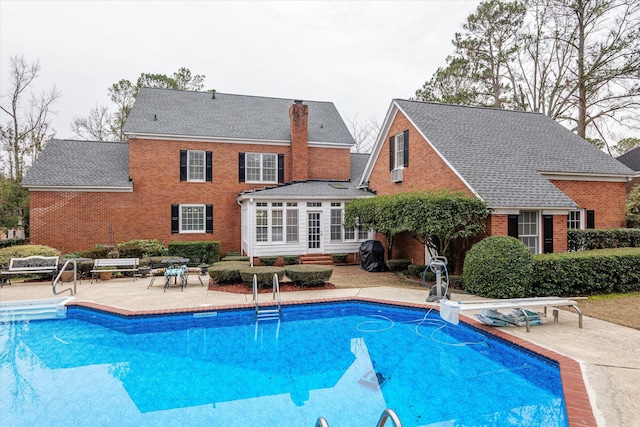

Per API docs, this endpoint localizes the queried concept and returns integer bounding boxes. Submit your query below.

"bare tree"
[347,114,380,154]
[71,104,118,141]
[0,55,60,181]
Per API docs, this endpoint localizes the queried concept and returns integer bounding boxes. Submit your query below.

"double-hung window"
[394,133,405,170]
[567,210,583,229]
[246,153,277,183]
[171,204,213,234]
[518,211,539,254]
[330,204,343,241]
[180,150,212,182]
[255,202,299,243]
[286,203,299,243]
[256,203,269,242]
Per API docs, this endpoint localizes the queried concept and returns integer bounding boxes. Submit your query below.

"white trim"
[491,206,576,214]
[237,192,375,202]
[540,172,632,182]
[24,185,133,192]
[178,204,206,234]
[187,150,206,182]
[126,132,351,149]
[542,209,571,215]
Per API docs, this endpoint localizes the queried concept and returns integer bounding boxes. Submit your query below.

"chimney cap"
[294,99,304,104]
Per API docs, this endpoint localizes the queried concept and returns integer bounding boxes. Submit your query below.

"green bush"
[331,253,349,264]
[116,239,164,257]
[568,229,640,251]
[77,244,110,260]
[168,241,220,265]
[463,236,533,298]
[448,275,464,289]
[0,245,60,267]
[208,261,251,284]
[221,255,250,262]
[282,255,300,265]
[258,256,278,266]
[284,265,333,286]
[404,264,427,279]
[386,258,411,272]
[239,267,285,287]
[0,238,28,249]
[531,248,640,296]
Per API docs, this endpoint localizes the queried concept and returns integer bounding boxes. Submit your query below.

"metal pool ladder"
[253,273,281,321]
[315,409,403,427]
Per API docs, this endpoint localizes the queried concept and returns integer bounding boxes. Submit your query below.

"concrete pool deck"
[1,266,638,427]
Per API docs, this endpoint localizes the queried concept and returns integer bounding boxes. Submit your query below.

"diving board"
[439,297,583,332]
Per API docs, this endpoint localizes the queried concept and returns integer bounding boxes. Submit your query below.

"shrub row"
[0,238,28,249]
[531,248,640,296]
[257,255,301,266]
[568,229,640,251]
[0,245,60,267]
[386,259,411,272]
[209,263,333,287]
[168,241,220,265]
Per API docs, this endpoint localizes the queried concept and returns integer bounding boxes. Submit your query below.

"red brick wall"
[550,180,627,228]
[29,137,352,254]
[290,103,309,181]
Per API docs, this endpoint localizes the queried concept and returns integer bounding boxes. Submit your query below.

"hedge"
[463,236,533,298]
[258,256,278,266]
[531,248,640,296]
[0,238,28,249]
[0,245,60,268]
[386,259,411,272]
[208,261,251,284]
[239,267,285,287]
[168,241,220,265]
[284,265,333,286]
[117,239,164,258]
[282,255,300,265]
[331,253,348,264]
[221,255,250,262]
[568,229,640,251]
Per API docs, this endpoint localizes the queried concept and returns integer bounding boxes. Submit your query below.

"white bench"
[1,256,60,287]
[439,297,583,332]
[90,258,140,283]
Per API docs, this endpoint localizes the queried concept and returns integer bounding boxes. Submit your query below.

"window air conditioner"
[391,168,403,183]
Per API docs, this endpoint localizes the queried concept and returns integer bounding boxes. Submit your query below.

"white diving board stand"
[439,297,583,332]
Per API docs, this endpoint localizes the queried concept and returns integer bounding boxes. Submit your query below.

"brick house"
[616,146,640,193]
[358,99,635,264]
[22,88,374,258]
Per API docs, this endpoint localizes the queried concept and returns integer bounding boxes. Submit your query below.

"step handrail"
[376,409,403,427]
[253,273,281,317]
[52,259,80,296]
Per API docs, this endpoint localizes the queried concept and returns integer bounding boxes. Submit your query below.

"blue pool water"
[1,302,567,426]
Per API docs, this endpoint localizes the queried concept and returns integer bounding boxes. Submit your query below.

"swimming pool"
[1,301,567,426]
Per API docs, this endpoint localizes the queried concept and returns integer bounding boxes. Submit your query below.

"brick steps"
[299,254,333,265]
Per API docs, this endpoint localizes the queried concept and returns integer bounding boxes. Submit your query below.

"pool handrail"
[253,273,281,319]
[376,409,403,427]
[315,417,329,427]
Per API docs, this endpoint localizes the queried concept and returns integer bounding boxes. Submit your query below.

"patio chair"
[164,265,187,292]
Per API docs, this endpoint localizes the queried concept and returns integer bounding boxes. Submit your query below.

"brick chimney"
[289,100,309,181]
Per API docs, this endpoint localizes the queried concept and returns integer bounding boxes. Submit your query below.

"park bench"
[1,255,60,288]
[90,258,140,283]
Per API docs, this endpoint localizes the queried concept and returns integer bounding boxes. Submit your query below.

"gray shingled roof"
[239,154,373,199]
[22,139,131,189]
[616,146,640,171]
[124,88,355,146]
[395,100,635,209]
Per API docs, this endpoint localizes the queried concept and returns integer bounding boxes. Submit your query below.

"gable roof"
[616,146,640,171]
[363,100,635,209]
[22,139,132,191]
[237,153,373,201]
[123,88,355,147]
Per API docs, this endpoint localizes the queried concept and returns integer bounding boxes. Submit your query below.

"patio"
[1,265,638,426]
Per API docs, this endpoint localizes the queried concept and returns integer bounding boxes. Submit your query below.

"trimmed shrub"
[117,239,164,257]
[284,265,333,286]
[78,244,110,260]
[209,261,251,284]
[258,256,278,266]
[0,245,60,267]
[221,255,250,262]
[282,255,300,265]
[0,238,28,249]
[386,258,411,272]
[239,267,285,287]
[531,248,640,296]
[331,253,348,264]
[568,228,640,251]
[463,236,533,298]
[168,241,220,265]
[448,275,464,289]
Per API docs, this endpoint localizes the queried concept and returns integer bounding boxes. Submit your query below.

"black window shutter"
[206,151,212,182]
[507,214,519,238]
[403,129,409,167]
[239,153,245,182]
[180,150,187,181]
[389,136,395,171]
[543,215,554,253]
[586,210,595,229]
[171,204,179,233]
[278,154,285,183]
[206,204,213,233]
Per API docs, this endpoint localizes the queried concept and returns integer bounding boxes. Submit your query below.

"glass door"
[307,211,322,253]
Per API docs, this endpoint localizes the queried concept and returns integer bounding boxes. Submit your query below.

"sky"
[0,0,482,141]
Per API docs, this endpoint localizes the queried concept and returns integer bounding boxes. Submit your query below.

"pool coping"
[67,296,598,427]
